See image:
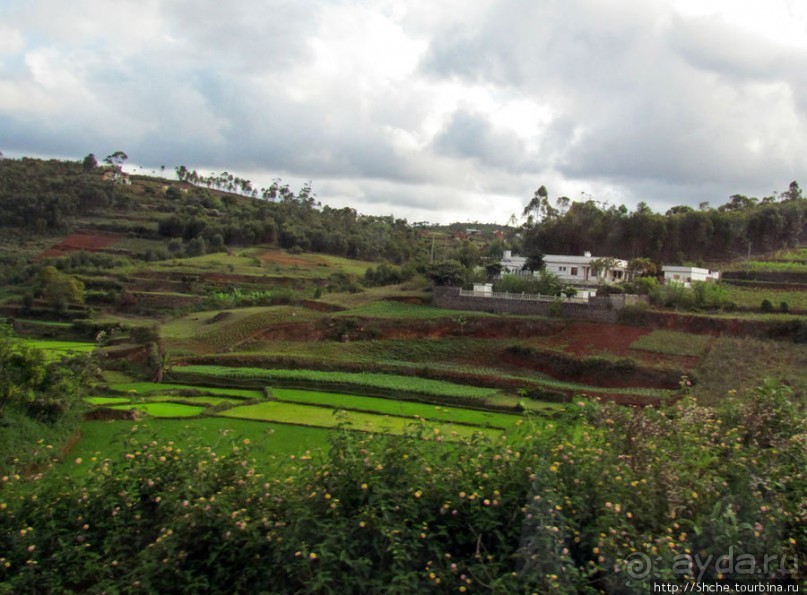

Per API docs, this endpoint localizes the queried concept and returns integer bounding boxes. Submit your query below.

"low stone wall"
[432,287,635,323]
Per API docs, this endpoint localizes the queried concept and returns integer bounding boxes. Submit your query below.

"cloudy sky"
[2,0,806,224]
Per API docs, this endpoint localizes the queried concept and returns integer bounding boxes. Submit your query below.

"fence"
[458,289,589,305]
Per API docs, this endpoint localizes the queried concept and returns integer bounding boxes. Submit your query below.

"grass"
[179,352,677,401]
[693,336,807,406]
[109,402,207,417]
[63,418,332,476]
[142,395,244,406]
[272,388,521,428]
[161,306,318,353]
[735,261,807,274]
[19,339,96,359]
[85,396,131,405]
[114,251,263,276]
[13,319,74,328]
[630,331,712,357]
[114,247,377,280]
[174,365,501,400]
[335,300,488,319]
[218,401,501,440]
[108,381,263,399]
[721,285,807,311]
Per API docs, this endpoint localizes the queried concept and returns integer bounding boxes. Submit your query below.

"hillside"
[0,156,805,591]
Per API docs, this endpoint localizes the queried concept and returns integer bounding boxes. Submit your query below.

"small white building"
[472,283,493,295]
[501,250,628,284]
[662,266,721,288]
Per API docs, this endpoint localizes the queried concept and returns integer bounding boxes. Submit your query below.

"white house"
[501,250,628,284]
[662,266,721,288]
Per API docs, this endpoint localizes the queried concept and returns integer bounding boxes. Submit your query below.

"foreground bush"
[0,382,804,593]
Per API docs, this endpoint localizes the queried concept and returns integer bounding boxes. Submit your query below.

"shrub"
[761,298,774,313]
[692,281,728,310]
[364,263,413,287]
[1,383,803,592]
[493,271,561,295]
[780,301,790,313]
[633,276,658,295]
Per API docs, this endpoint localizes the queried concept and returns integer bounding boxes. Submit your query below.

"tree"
[36,266,85,314]
[627,257,657,278]
[589,256,620,282]
[522,185,558,226]
[0,325,46,415]
[719,194,758,212]
[666,205,694,216]
[103,151,128,169]
[522,252,545,273]
[82,153,98,172]
[485,262,503,281]
[780,181,802,202]
[425,260,465,286]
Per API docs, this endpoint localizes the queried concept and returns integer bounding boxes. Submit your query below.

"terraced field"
[84,380,518,445]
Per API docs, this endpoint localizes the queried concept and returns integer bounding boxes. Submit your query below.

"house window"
[559,266,567,272]
[571,267,578,276]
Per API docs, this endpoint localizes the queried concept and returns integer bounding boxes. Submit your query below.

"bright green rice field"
[65,418,333,477]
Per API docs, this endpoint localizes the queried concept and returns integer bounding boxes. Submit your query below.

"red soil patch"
[40,232,122,259]
[528,321,651,357]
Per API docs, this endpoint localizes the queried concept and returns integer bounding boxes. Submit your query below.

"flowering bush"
[0,382,803,593]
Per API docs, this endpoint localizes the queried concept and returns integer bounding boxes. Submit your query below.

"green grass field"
[630,330,712,357]
[64,417,333,476]
[218,400,501,439]
[174,365,501,400]
[721,284,807,310]
[85,396,131,405]
[109,402,207,417]
[692,336,807,405]
[162,306,318,353]
[272,388,520,428]
[20,339,96,359]
[734,260,807,274]
[116,247,377,280]
[108,381,263,399]
[334,300,489,319]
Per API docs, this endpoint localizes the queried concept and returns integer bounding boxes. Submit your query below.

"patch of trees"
[0,325,94,424]
[520,182,807,263]
[157,185,426,263]
[0,157,116,231]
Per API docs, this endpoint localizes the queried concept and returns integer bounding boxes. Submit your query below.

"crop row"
[218,400,501,440]
[271,388,520,428]
[172,365,500,400]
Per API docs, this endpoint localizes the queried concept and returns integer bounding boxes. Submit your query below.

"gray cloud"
[431,109,528,170]
[1,0,806,222]
[420,0,807,208]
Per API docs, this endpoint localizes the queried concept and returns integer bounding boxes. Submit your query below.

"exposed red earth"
[39,232,122,258]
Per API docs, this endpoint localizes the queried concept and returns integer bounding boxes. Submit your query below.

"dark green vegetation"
[520,182,807,263]
[1,383,803,592]
[0,156,805,592]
